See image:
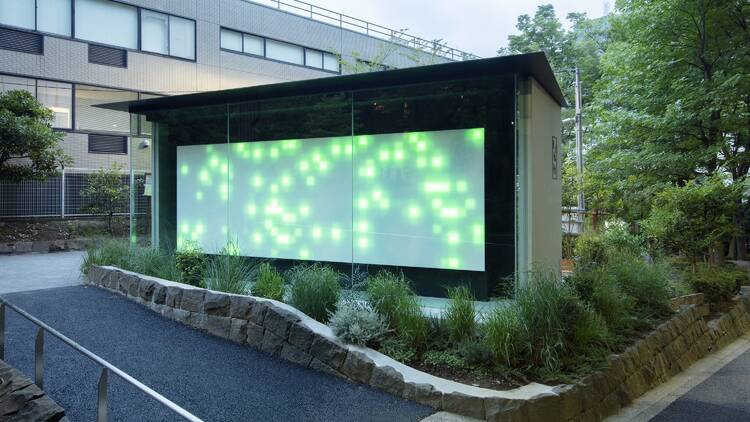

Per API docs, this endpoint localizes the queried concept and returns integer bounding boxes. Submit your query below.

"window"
[0,0,35,30]
[168,16,195,60]
[243,34,263,56]
[266,39,303,65]
[138,93,162,136]
[0,75,35,95]
[75,0,137,49]
[141,10,168,55]
[37,80,72,129]
[37,0,72,36]
[323,53,339,72]
[220,28,242,52]
[88,134,127,154]
[75,85,137,133]
[305,49,323,69]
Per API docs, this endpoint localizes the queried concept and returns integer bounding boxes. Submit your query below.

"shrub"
[127,245,180,281]
[329,301,388,346]
[686,264,741,305]
[456,339,493,368]
[575,223,644,270]
[287,263,341,323]
[205,243,260,294]
[444,285,476,343]
[608,256,673,319]
[367,271,428,348]
[567,268,635,333]
[485,271,609,374]
[175,242,206,287]
[422,350,465,369]
[378,337,417,363]
[253,262,285,301]
[81,238,130,275]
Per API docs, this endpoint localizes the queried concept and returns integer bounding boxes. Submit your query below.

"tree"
[586,0,749,257]
[0,90,71,181]
[500,5,611,207]
[642,176,742,268]
[82,165,129,236]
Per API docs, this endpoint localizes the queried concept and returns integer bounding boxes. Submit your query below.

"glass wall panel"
[139,93,162,136]
[305,50,322,69]
[323,53,339,72]
[243,34,263,56]
[75,0,138,49]
[37,80,72,129]
[75,85,137,132]
[0,0,35,30]
[220,28,242,52]
[265,39,303,65]
[0,75,35,95]
[141,10,169,55]
[37,0,72,36]
[169,16,195,59]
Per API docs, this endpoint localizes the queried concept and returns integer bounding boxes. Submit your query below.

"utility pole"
[574,68,584,214]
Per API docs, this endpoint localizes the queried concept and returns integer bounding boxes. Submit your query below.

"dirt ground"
[0,218,128,242]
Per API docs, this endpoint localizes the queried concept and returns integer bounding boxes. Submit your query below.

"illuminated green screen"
[176,128,485,271]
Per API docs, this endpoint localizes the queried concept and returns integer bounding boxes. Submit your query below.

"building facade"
[0,0,473,218]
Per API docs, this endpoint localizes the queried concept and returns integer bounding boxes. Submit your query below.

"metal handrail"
[243,0,481,62]
[0,298,203,422]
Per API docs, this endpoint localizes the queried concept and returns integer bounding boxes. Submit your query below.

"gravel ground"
[651,346,750,422]
[2,286,433,422]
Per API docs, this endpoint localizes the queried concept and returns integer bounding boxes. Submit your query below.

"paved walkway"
[0,251,84,293]
[606,334,750,422]
[2,286,433,422]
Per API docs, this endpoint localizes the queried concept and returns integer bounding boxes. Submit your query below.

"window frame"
[0,0,197,62]
[219,26,340,74]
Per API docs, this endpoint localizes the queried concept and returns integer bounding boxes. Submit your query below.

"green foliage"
[175,242,206,287]
[287,263,341,323]
[686,264,741,305]
[607,256,674,320]
[378,337,417,363]
[127,245,180,281]
[567,267,635,333]
[205,242,260,295]
[642,176,742,265]
[455,339,493,368]
[0,90,71,182]
[367,271,428,348]
[252,262,285,301]
[81,165,129,236]
[422,350,465,369]
[575,223,645,269]
[484,271,609,375]
[444,285,476,343]
[329,301,388,346]
[81,238,130,275]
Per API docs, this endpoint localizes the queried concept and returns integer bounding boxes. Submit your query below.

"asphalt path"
[2,286,433,422]
[651,343,750,421]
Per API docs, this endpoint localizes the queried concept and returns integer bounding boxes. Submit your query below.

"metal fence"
[245,0,480,62]
[0,167,149,219]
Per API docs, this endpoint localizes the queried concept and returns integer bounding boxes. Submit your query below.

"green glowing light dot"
[447,258,460,269]
[394,149,405,161]
[271,184,279,193]
[252,175,262,188]
[357,221,369,233]
[456,181,468,192]
[379,199,390,209]
[372,190,383,200]
[196,192,203,201]
[221,163,228,174]
[318,161,329,171]
[417,141,427,151]
[441,207,460,218]
[299,205,310,216]
[253,233,263,244]
[432,198,443,208]
[247,204,256,215]
[221,226,228,234]
[277,234,290,244]
[378,150,390,161]
[408,206,420,218]
[448,232,460,244]
[270,148,279,158]
[181,224,189,234]
[431,156,443,168]
[465,198,476,209]
[210,157,219,167]
[331,228,341,240]
[312,227,322,239]
[281,175,291,186]
[253,149,262,159]
[199,170,209,182]
[299,161,309,172]
[306,176,315,186]
[300,249,310,259]
[332,144,341,155]
[358,237,369,249]
[425,181,451,193]
[180,164,189,175]
[357,198,369,209]
[196,223,204,234]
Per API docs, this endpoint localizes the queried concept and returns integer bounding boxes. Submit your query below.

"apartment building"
[0,0,475,217]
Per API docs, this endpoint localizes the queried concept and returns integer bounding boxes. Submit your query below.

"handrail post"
[0,303,5,360]
[98,368,108,422]
[35,327,44,388]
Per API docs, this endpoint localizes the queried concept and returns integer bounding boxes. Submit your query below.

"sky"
[304,0,610,57]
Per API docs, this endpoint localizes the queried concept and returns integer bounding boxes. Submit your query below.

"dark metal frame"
[0,298,203,422]
[219,26,340,74]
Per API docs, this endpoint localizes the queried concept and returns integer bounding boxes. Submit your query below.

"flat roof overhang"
[101,52,566,114]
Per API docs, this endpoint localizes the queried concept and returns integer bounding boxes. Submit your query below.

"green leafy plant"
[175,242,206,287]
[422,350,465,369]
[287,263,341,323]
[456,339,493,368]
[378,337,417,363]
[81,238,130,275]
[127,245,180,281]
[81,165,129,236]
[444,285,476,343]
[205,242,260,294]
[0,89,71,182]
[607,256,674,320]
[252,262,285,301]
[367,271,428,348]
[567,267,635,333]
[686,264,741,305]
[329,301,388,346]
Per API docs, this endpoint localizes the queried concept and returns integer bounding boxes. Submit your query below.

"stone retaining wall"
[0,359,68,421]
[0,239,87,254]
[87,266,750,421]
